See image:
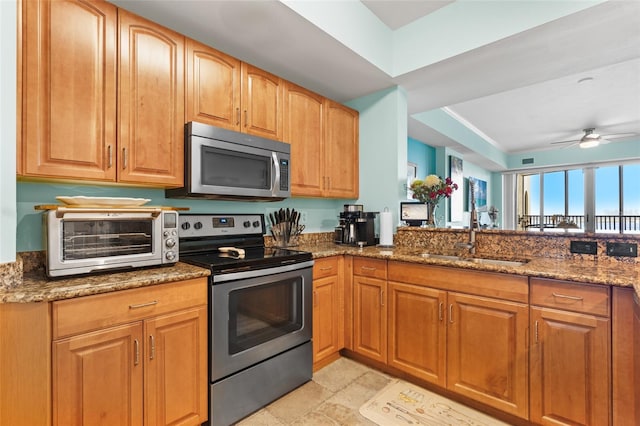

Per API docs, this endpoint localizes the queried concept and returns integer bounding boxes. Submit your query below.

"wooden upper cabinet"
[241,63,284,140]
[21,0,117,181]
[284,82,325,197]
[118,10,184,186]
[324,100,359,198]
[186,38,241,130]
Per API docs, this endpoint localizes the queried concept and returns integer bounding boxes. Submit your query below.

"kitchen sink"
[420,253,528,267]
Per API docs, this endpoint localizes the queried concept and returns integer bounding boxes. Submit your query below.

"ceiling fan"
[550,128,638,149]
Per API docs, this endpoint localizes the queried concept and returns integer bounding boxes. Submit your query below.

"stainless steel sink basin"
[420,253,528,267]
[465,258,529,267]
[421,253,463,261]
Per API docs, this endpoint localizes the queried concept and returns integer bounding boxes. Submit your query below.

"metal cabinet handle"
[122,147,127,169]
[313,290,317,307]
[380,290,384,307]
[107,145,112,168]
[448,304,453,323]
[236,107,240,125]
[438,302,444,322]
[244,110,248,127]
[552,292,584,301]
[129,300,158,309]
[535,320,539,343]
[134,339,140,365]
[149,335,155,360]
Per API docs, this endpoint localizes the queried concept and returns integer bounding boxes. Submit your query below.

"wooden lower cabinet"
[388,281,446,386]
[352,258,388,364]
[52,278,208,426]
[312,257,344,369]
[530,278,611,426]
[612,287,640,426]
[387,262,529,419]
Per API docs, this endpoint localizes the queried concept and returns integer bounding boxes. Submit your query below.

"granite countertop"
[2,242,638,304]
[0,262,211,303]
[296,242,640,296]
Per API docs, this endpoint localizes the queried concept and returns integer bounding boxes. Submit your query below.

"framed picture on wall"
[407,162,417,199]
[449,156,463,221]
[469,177,488,211]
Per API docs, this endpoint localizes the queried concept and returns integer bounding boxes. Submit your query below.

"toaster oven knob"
[165,251,176,261]
[165,238,176,248]
[194,221,203,230]
[181,222,190,230]
[253,220,260,228]
[243,220,251,228]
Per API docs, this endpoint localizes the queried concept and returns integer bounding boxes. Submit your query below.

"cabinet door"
[284,82,324,197]
[53,322,143,426]
[388,281,446,387]
[313,274,341,365]
[241,63,283,140]
[144,307,208,426]
[186,38,241,131]
[22,0,117,181]
[324,100,359,198]
[530,306,610,426]
[118,10,184,186]
[353,275,387,363]
[447,292,529,419]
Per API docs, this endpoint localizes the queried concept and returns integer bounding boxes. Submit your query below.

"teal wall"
[407,137,435,181]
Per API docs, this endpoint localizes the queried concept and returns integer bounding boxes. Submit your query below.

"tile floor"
[236,357,391,425]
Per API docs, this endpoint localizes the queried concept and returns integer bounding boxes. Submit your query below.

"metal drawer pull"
[134,339,140,365]
[552,292,584,301]
[448,304,453,323]
[129,300,158,309]
[438,302,443,322]
[149,335,155,360]
[319,266,333,271]
[361,266,377,271]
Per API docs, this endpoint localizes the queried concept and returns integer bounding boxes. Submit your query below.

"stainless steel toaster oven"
[44,208,179,277]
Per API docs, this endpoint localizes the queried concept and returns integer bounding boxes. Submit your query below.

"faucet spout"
[455,179,478,255]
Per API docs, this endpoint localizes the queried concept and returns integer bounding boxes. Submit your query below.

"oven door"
[210,261,313,382]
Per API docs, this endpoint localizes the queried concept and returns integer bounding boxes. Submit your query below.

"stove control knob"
[243,220,251,228]
[165,238,176,248]
[253,220,260,228]
[194,222,203,230]
[165,251,176,261]
[181,222,190,230]
[163,230,170,237]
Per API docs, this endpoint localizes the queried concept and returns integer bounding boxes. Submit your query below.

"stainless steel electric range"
[178,213,314,426]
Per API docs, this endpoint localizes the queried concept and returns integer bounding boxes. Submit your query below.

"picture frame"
[469,177,488,212]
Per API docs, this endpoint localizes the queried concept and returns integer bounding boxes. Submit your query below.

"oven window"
[201,146,271,190]
[228,277,302,354]
[62,219,153,260]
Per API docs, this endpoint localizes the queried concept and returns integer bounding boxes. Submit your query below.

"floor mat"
[359,379,511,426]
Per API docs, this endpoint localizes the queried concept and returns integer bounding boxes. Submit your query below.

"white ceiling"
[112,0,640,171]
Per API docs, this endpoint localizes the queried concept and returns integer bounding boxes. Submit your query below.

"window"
[514,162,640,234]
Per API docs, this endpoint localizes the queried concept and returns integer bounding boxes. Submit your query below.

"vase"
[424,202,438,228]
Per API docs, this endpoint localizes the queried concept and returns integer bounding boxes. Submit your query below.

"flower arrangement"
[410,174,459,205]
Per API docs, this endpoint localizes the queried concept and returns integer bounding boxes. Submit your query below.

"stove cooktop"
[180,247,312,274]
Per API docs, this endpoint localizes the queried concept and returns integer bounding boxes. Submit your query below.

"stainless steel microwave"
[44,208,179,277]
[166,122,291,201]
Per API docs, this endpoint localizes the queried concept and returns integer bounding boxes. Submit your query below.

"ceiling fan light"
[579,139,600,148]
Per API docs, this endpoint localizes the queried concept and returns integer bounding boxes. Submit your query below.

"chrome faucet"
[455,179,478,255]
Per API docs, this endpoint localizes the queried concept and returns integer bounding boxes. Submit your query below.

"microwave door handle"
[272,152,280,195]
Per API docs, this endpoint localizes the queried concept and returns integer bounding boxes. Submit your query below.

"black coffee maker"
[335,204,378,246]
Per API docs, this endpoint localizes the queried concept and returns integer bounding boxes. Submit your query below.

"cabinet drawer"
[530,278,610,317]
[353,257,387,279]
[313,257,339,279]
[52,278,208,339]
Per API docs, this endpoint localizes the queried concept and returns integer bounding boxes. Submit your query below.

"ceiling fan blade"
[550,138,580,145]
[601,132,638,140]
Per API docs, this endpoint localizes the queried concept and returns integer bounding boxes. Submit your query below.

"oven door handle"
[213,260,315,283]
